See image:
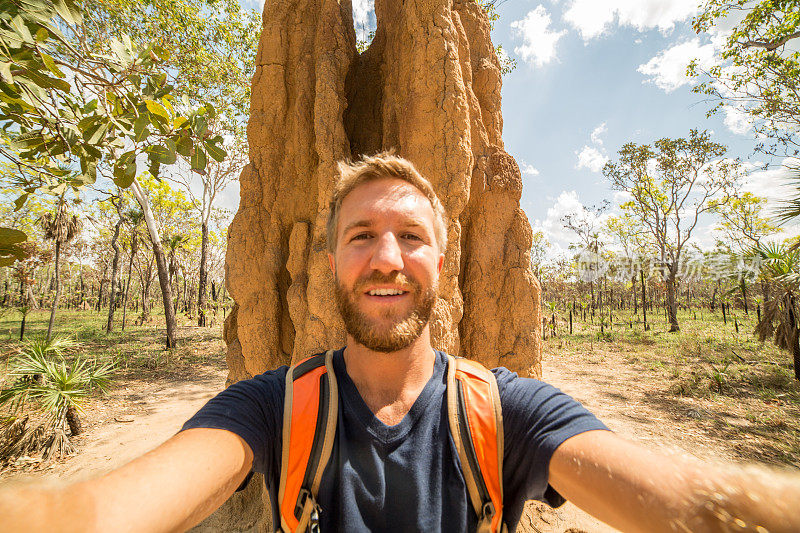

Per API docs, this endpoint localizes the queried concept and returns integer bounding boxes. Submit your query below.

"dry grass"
[544,307,800,468]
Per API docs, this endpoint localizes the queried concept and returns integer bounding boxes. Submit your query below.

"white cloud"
[563,0,698,41]
[511,5,567,68]
[638,39,716,93]
[576,146,609,172]
[519,160,541,177]
[534,190,613,253]
[721,103,753,135]
[590,122,607,145]
[352,0,374,41]
[539,190,586,243]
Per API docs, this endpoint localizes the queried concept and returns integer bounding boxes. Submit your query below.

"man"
[2,153,800,532]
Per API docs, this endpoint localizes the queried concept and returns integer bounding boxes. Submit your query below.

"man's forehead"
[338,179,436,231]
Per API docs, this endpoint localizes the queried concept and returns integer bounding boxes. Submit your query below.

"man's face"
[329,177,445,352]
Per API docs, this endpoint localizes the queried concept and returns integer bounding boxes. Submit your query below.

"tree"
[562,201,609,309]
[105,194,126,333]
[1,0,228,347]
[120,207,144,331]
[605,213,650,321]
[691,1,800,158]
[714,191,778,250]
[603,130,738,332]
[713,190,779,307]
[41,199,81,340]
[173,140,243,325]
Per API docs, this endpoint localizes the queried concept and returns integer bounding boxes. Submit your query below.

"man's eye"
[351,233,370,241]
[403,233,422,241]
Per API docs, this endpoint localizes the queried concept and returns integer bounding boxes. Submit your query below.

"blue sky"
[235,0,798,257]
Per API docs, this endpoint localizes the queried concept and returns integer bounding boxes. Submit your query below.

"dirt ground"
[2,325,796,532]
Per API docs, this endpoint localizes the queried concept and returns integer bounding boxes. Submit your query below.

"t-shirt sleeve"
[180,367,288,476]
[493,367,609,524]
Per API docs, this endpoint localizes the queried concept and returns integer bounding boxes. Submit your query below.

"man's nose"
[369,232,404,273]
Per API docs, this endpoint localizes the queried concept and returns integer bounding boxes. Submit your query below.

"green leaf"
[113,159,136,188]
[39,52,64,78]
[144,99,169,121]
[19,67,71,92]
[86,121,109,145]
[175,132,192,157]
[78,158,97,185]
[133,115,150,142]
[192,115,207,138]
[204,138,226,162]
[0,227,28,245]
[10,16,33,44]
[14,194,28,210]
[191,146,207,174]
[148,158,160,178]
[53,0,83,25]
[109,38,131,67]
[0,62,13,84]
[147,139,176,165]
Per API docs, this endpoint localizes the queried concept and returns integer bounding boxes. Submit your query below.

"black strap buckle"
[481,501,496,521]
[296,488,321,533]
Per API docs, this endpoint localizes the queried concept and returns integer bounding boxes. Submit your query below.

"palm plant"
[753,243,800,380]
[41,200,82,340]
[0,336,115,462]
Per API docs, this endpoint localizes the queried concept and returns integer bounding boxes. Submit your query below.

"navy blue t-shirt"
[181,349,608,531]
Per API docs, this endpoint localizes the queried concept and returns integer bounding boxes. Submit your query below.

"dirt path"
[2,365,227,484]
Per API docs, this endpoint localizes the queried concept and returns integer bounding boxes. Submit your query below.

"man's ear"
[328,253,336,275]
[437,253,444,274]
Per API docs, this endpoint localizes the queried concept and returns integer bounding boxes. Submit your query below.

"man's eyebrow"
[342,219,373,235]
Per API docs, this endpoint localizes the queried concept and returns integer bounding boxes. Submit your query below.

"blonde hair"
[326,152,448,253]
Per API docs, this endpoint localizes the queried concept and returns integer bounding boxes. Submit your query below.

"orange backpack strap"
[277,350,338,533]
[446,355,506,533]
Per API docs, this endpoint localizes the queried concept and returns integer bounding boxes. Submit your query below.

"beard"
[334,270,437,353]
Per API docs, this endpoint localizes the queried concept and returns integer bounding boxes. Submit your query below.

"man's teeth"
[368,289,406,296]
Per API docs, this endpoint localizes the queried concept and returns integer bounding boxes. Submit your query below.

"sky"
[235,0,798,259]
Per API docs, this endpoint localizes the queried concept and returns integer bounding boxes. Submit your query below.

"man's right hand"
[0,427,253,532]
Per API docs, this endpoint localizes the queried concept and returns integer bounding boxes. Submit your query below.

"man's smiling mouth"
[367,288,408,296]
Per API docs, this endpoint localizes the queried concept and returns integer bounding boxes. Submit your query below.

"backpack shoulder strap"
[446,355,506,533]
[277,350,338,533]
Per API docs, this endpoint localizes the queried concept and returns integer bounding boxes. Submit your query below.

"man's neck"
[342,330,436,426]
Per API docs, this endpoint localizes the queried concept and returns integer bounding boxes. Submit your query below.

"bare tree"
[173,140,245,326]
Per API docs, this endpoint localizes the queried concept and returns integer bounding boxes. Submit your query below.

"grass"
[0,308,228,380]
[544,306,800,468]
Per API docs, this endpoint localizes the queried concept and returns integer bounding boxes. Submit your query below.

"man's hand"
[0,428,253,533]
[549,430,800,532]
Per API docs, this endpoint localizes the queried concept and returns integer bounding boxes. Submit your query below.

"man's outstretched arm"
[549,429,800,533]
[0,427,253,533]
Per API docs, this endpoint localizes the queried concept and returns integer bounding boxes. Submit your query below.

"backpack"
[276,350,506,533]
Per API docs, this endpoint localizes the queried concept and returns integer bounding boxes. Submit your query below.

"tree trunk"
[66,405,82,436]
[740,279,749,315]
[46,241,62,341]
[198,221,209,327]
[665,264,680,332]
[140,276,152,324]
[122,235,138,331]
[640,269,649,331]
[106,216,124,333]
[131,179,178,348]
